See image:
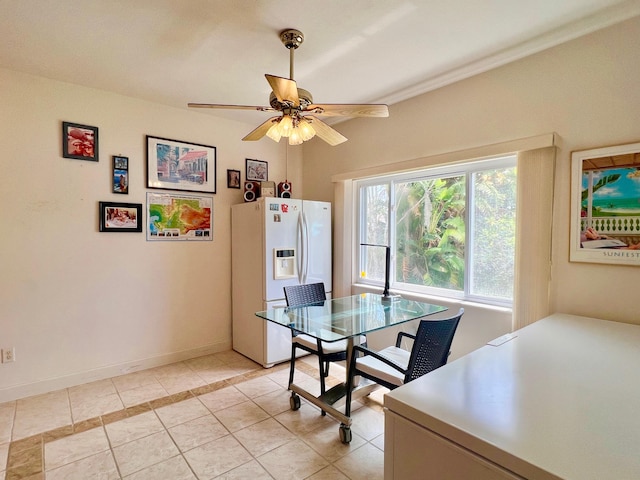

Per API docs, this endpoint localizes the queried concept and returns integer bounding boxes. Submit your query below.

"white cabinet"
[385,411,522,479]
[384,314,640,480]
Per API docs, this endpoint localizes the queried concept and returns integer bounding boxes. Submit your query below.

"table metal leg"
[288,335,379,444]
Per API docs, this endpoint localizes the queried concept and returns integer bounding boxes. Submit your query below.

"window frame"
[355,155,517,307]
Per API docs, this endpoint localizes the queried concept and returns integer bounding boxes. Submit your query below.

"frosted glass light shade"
[265,115,316,144]
[299,118,316,141]
[266,120,282,142]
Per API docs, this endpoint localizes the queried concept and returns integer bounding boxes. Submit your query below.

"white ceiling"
[2,0,639,127]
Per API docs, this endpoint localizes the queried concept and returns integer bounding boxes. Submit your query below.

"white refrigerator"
[231,197,332,367]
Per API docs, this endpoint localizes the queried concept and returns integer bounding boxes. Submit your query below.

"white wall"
[0,69,302,402]
[303,17,640,352]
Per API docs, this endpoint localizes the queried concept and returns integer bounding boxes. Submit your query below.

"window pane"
[395,176,466,291]
[470,167,516,300]
[360,184,389,282]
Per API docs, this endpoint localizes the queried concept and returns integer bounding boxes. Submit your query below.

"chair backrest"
[283,282,326,307]
[405,308,464,383]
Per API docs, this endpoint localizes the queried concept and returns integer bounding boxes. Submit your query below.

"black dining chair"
[344,308,464,419]
[284,283,351,399]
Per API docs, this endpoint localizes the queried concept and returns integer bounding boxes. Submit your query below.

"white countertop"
[384,313,640,479]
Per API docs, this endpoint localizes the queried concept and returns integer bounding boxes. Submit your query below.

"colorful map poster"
[146,192,213,241]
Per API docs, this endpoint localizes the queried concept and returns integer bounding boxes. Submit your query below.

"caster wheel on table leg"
[339,423,352,444]
[289,393,301,411]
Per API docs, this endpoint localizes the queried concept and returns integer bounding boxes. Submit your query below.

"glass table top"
[255,293,447,342]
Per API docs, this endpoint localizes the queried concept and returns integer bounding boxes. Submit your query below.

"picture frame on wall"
[570,141,640,265]
[246,158,268,182]
[113,156,129,194]
[146,192,213,241]
[99,201,142,232]
[62,121,99,161]
[227,169,241,189]
[146,135,216,194]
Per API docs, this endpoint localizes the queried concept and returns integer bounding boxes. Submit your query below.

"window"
[357,156,516,306]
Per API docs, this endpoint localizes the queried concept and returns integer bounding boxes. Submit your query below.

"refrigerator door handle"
[302,211,310,284]
[297,212,304,284]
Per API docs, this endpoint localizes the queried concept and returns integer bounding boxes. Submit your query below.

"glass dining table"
[255,292,447,442]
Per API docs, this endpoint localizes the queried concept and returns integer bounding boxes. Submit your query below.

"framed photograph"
[570,141,640,265]
[113,156,129,194]
[227,169,241,189]
[146,135,216,194]
[62,121,98,161]
[99,202,142,232]
[246,158,268,181]
[147,192,213,241]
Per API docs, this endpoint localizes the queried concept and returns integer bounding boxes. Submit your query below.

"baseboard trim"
[0,341,231,403]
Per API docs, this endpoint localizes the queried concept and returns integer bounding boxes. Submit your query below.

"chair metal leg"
[288,343,297,389]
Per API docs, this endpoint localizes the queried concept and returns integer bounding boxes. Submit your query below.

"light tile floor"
[0,351,388,479]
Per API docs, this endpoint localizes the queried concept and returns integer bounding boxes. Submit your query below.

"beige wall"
[304,17,640,326]
[3,16,640,402]
[0,69,302,402]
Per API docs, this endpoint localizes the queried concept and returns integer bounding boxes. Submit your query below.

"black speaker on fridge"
[244,181,261,202]
[278,181,292,198]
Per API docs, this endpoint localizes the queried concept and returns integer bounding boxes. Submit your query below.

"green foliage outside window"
[359,158,516,304]
[395,176,466,290]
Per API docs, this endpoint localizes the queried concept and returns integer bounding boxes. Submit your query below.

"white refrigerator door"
[264,299,295,365]
[302,200,332,293]
[263,197,303,302]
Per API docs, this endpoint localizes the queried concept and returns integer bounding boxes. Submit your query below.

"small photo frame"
[99,201,142,232]
[246,158,268,181]
[62,121,98,161]
[113,156,129,194]
[227,169,241,189]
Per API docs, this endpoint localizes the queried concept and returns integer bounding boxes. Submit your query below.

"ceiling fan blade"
[242,116,280,141]
[188,103,275,112]
[265,74,300,107]
[306,116,347,146]
[305,104,389,117]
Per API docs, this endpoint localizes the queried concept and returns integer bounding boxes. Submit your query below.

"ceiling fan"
[188,29,389,146]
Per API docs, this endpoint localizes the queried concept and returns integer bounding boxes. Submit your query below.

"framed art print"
[246,158,268,181]
[99,202,142,232]
[146,135,216,194]
[570,141,640,265]
[63,121,98,161]
[113,156,129,194]
[227,169,241,189]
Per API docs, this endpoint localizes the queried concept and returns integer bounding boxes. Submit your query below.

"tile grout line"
[4,360,332,479]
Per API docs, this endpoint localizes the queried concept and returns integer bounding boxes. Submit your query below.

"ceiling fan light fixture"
[189,28,387,146]
[266,120,282,142]
[278,115,294,137]
[288,128,303,145]
[298,118,316,141]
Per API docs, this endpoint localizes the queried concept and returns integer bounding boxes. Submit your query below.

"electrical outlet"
[2,348,15,363]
